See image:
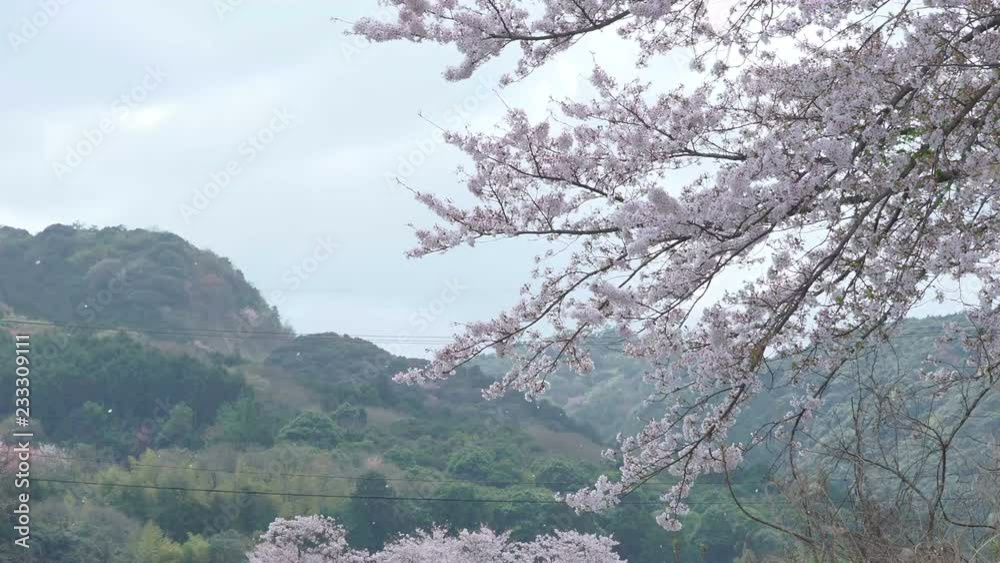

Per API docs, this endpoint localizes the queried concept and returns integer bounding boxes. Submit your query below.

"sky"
[1,0,679,357]
[0,0,961,358]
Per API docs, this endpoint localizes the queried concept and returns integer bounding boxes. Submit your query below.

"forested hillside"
[0,225,787,562]
[1,225,996,561]
[0,224,287,356]
[477,315,998,447]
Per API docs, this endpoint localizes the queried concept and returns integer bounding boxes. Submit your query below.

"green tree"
[531,458,590,493]
[179,534,211,563]
[344,472,401,551]
[131,522,183,563]
[153,490,208,542]
[445,446,494,481]
[428,483,487,532]
[157,403,197,449]
[277,411,341,447]
[27,502,138,563]
[206,531,249,563]
[332,402,367,430]
[213,394,274,448]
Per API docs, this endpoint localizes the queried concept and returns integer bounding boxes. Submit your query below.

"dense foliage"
[0,331,246,458]
[0,326,782,562]
[0,224,286,353]
[478,315,1000,449]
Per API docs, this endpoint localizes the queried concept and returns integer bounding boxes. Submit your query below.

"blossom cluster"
[247,515,624,562]
[357,0,1000,530]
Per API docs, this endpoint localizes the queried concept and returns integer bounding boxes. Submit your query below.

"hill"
[5,224,994,562]
[255,332,607,467]
[0,224,287,355]
[476,314,1000,476]
[1,224,776,563]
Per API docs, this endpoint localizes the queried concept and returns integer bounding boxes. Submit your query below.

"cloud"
[0,0,647,355]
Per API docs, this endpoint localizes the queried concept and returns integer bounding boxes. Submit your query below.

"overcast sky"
[0,0,666,356]
[1,1,961,357]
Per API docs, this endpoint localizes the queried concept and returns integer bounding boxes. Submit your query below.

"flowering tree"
[354,0,1000,537]
[248,516,623,562]
[247,515,367,563]
[371,527,624,562]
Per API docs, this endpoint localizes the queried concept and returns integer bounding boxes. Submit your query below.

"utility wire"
[32,451,969,488]
[32,477,652,505]
[1,318,972,345]
[34,477,987,508]
[10,317,991,502]
[32,452,651,488]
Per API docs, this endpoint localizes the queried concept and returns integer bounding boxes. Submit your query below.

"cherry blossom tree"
[248,516,623,562]
[354,0,1000,538]
[372,527,624,562]
[247,515,367,563]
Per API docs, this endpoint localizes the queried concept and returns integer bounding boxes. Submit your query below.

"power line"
[31,452,772,489]
[3,319,444,343]
[34,477,988,508]
[33,476,652,505]
[1,318,972,345]
[33,451,964,489]
[10,317,992,498]
[32,452,646,489]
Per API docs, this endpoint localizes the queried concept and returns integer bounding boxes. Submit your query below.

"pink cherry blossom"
[356,0,1000,530]
[249,516,623,562]
[247,515,368,563]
